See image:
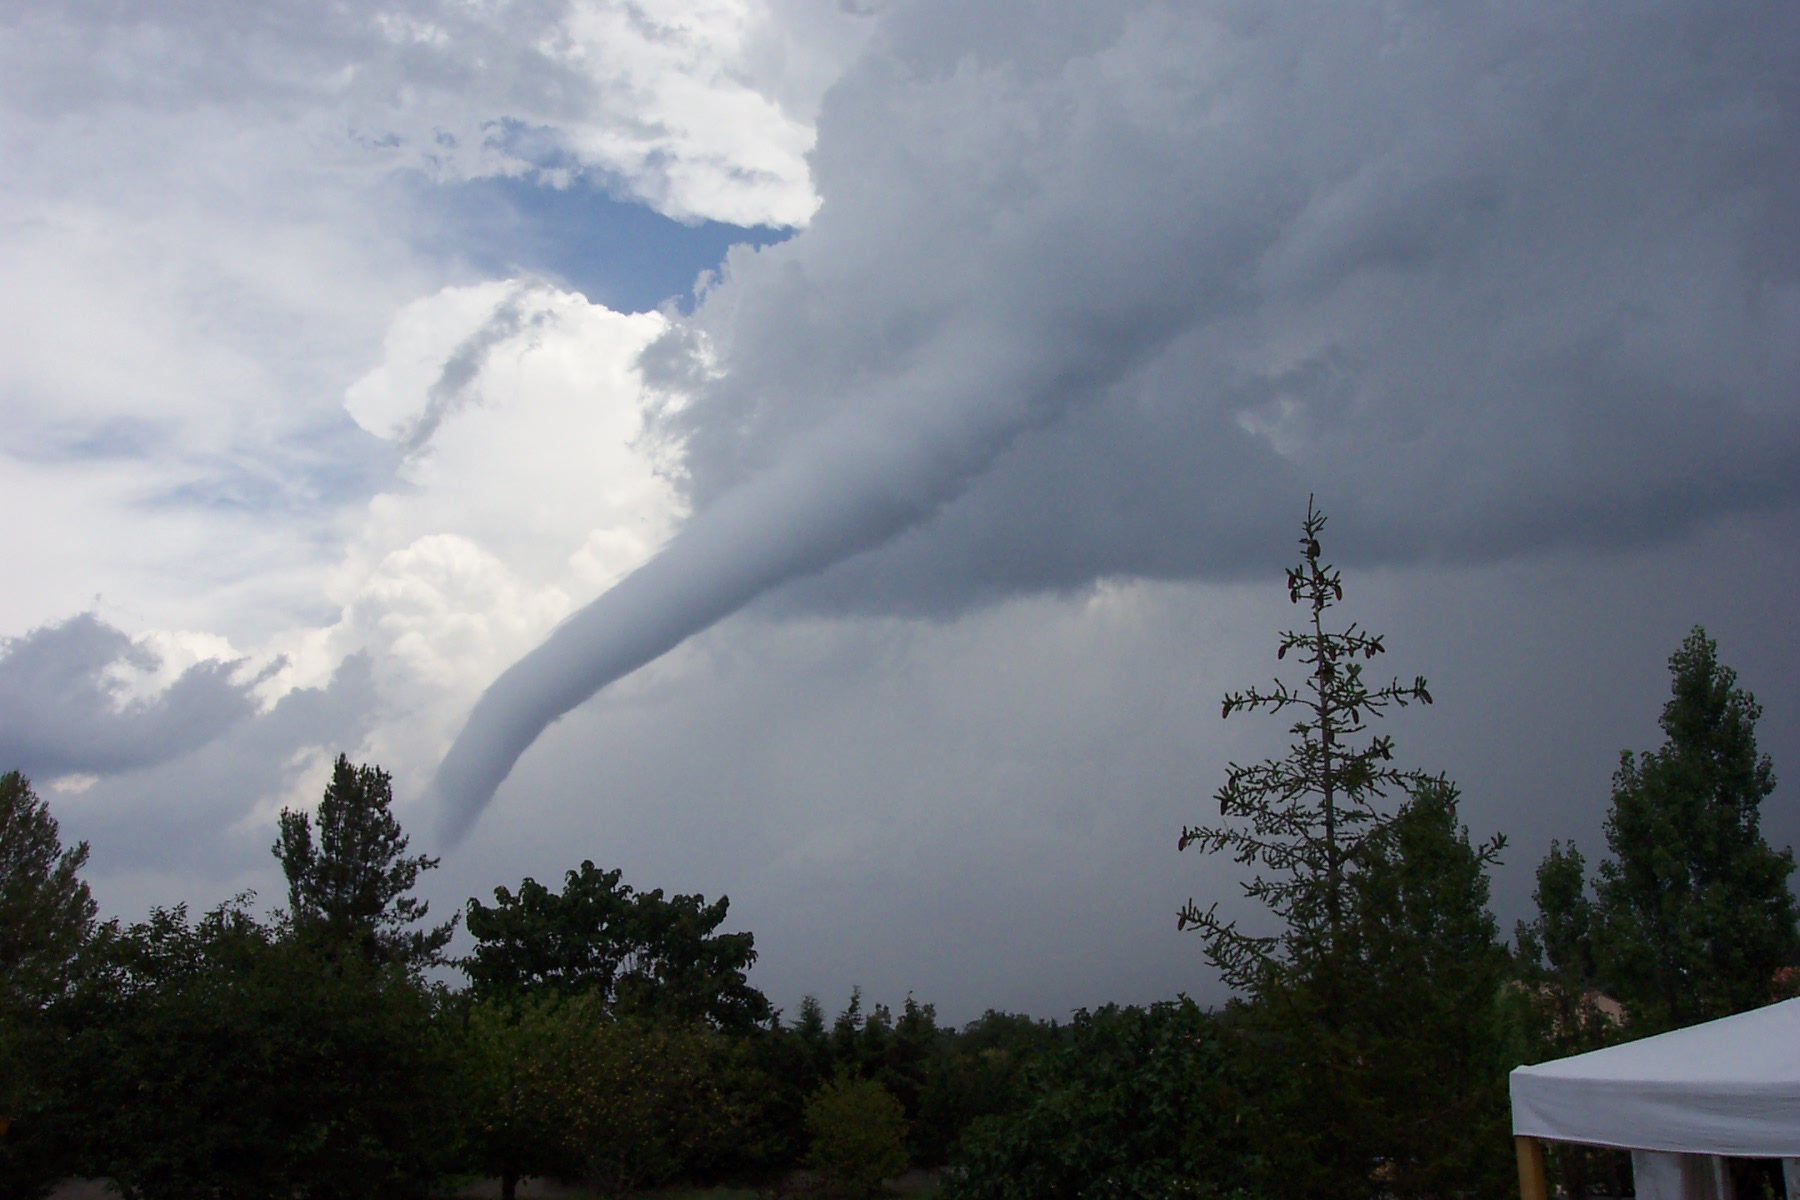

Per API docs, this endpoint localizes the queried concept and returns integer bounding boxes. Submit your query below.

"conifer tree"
[1179,498,1434,987]
[1593,627,1797,1032]
[1514,842,1618,1060]
[274,755,454,970]
[1179,501,1511,1200]
[1341,779,1510,1199]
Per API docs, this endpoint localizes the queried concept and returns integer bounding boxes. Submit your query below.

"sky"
[2,0,1796,1025]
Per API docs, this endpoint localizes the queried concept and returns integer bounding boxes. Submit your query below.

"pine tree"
[1593,627,1797,1032]
[1179,501,1512,1200]
[1179,497,1434,987]
[274,755,454,970]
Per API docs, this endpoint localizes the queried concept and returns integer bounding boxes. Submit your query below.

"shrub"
[805,1076,908,1198]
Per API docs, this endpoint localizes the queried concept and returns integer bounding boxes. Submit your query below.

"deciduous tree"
[0,771,96,1197]
[53,899,458,1200]
[805,1076,909,1200]
[0,772,95,1014]
[946,999,1241,1200]
[463,860,770,1031]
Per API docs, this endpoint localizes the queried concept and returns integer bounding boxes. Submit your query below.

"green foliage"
[1509,630,1795,1199]
[1178,503,1512,1200]
[273,754,455,970]
[1339,780,1511,1199]
[1228,783,1511,1200]
[463,859,770,1031]
[805,1075,909,1199]
[0,772,96,1199]
[947,999,1240,1200]
[1179,499,1434,988]
[0,773,95,1016]
[798,990,958,1165]
[459,997,587,1197]
[50,898,459,1200]
[792,993,833,1085]
[1513,842,1619,1063]
[460,992,747,1198]
[917,1009,1056,1165]
[565,1017,746,1197]
[1592,627,1797,1033]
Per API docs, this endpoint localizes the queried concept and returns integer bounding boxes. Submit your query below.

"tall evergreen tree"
[1178,498,1434,986]
[1341,779,1510,1200]
[1179,501,1509,1200]
[1593,627,1797,1032]
[273,755,454,970]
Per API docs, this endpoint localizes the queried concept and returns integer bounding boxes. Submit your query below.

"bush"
[945,999,1242,1200]
[805,1076,909,1198]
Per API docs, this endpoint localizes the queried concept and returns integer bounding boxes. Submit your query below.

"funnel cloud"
[435,0,1800,839]
[436,327,1160,839]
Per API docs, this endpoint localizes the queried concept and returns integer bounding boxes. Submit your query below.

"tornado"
[433,335,1066,843]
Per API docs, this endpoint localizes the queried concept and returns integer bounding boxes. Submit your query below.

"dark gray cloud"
[424,506,1800,1022]
[0,614,258,777]
[56,654,380,882]
[682,0,1800,604]
[438,0,1800,835]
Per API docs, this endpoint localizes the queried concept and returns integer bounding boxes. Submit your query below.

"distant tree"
[1514,842,1618,1061]
[1178,498,1435,987]
[917,1010,1055,1168]
[1593,627,1798,1032]
[753,992,833,1167]
[463,860,770,1031]
[793,994,832,1085]
[805,1076,909,1200]
[273,755,454,970]
[880,996,939,1159]
[829,986,866,1068]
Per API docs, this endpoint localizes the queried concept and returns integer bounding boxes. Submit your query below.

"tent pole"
[1516,1136,1549,1200]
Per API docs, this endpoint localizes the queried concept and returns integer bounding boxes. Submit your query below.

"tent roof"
[1510,998,1800,1156]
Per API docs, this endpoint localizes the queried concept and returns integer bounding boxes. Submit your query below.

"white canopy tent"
[1509,998,1800,1200]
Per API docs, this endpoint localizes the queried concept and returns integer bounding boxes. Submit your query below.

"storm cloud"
[0,614,258,777]
[4,0,1797,1020]
[436,0,1800,835]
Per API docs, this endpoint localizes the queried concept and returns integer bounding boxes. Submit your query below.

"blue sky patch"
[415,172,794,315]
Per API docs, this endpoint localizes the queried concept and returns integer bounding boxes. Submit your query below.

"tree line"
[1,501,1794,1200]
